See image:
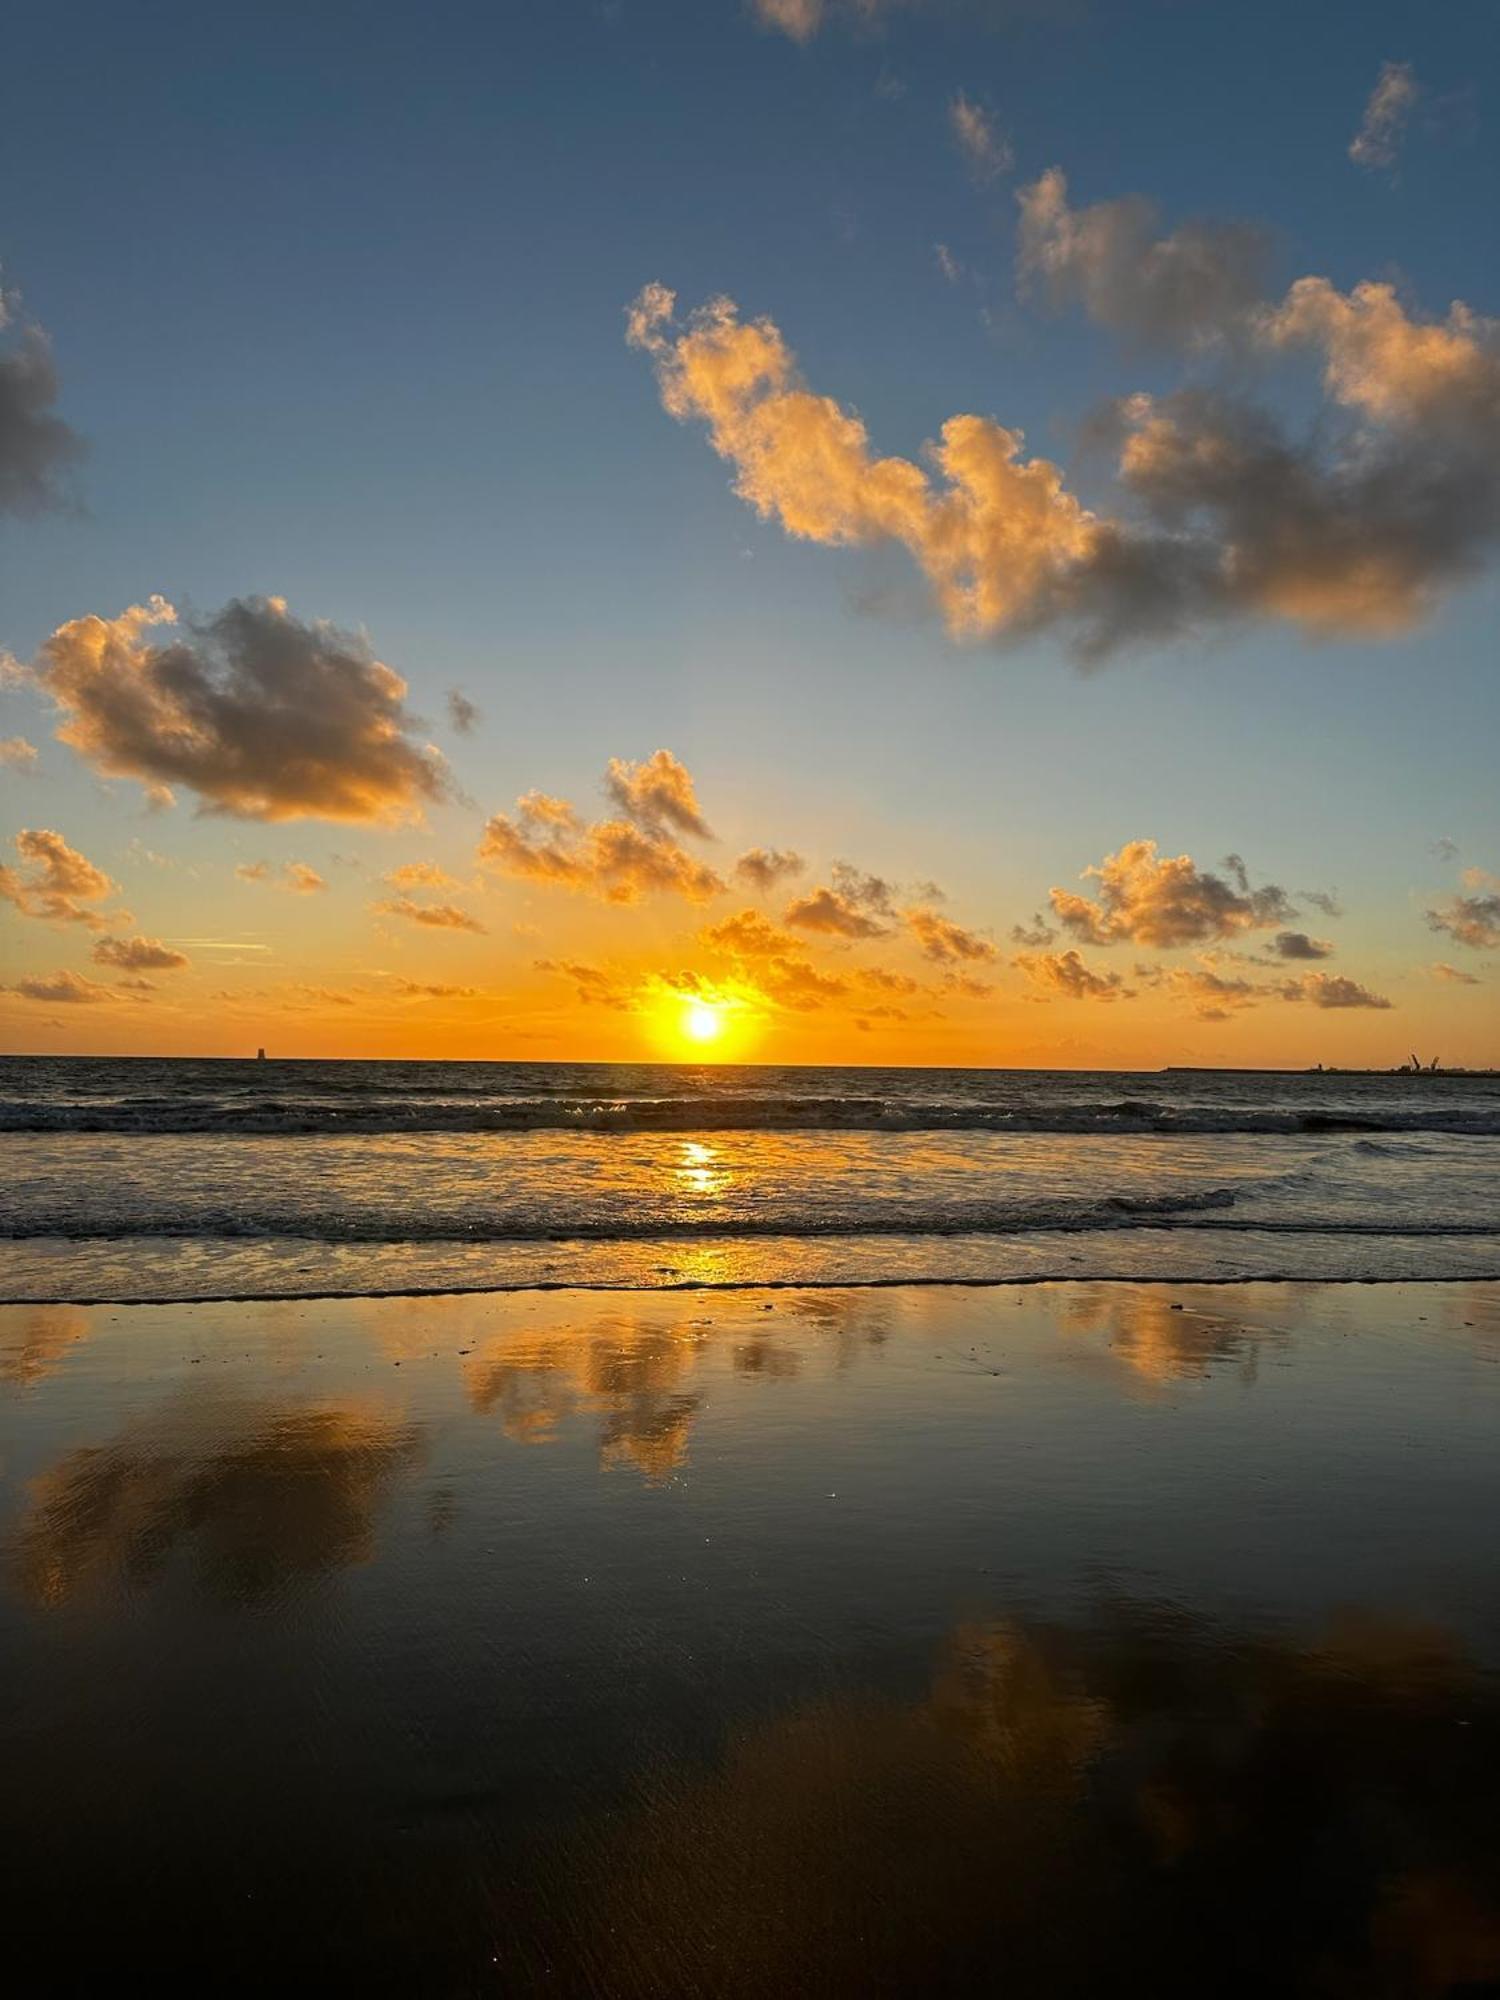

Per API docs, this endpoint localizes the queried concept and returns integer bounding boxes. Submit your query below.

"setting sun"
[681,998,726,1045]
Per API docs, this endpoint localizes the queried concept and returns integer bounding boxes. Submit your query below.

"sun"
[681,998,726,1046]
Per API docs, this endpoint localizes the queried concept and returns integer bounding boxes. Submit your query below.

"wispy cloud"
[236,860,328,894]
[949,93,1012,182]
[1349,60,1419,174]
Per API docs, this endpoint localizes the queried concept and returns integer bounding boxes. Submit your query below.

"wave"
[5,1196,1498,1247]
[3,1094,1498,1138]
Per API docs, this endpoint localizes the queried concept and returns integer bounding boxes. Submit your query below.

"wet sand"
[3,1280,1499,1994]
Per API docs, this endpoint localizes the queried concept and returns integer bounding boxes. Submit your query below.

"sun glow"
[681,999,726,1045]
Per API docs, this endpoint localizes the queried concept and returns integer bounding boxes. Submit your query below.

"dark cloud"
[445,689,481,735]
[35,597,451,823]
[1017,169,1269,350]
[1272,931,1333,961]
[0,282,83,516]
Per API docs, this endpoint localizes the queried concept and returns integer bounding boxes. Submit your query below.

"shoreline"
[6,1270,1499,1309]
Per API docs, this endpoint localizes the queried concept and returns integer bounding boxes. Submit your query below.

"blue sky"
[1,0,1496,1061]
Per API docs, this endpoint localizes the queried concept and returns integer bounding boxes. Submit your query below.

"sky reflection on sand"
[1,1281,1498,1989]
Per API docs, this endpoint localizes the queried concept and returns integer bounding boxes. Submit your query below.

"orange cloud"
[0,828,119,929]
[91,935,189,973]
[1050,842,1299,949]
[1014,949,1131,1002]
[733,846,805,893]
[237,859,327,893]
[6,968,116,1004]
[373,894,487,934]
[480,754,724,906]
[904,907,996,964]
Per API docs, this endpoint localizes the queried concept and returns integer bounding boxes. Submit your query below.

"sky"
[1,0,1496,1067]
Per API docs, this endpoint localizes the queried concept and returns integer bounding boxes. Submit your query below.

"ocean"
[5,1056,1500,1988]
[2,1055,1498,1301]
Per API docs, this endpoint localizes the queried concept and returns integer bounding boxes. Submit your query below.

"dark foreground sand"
[3,1281,1499,1995]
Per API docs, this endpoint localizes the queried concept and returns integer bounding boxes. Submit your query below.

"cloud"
[700,908,800,958]
[6,968,115,1004]
[604,749,713,838]
[1166,965,1261,1016]
[784,887,885,939]
[480,756,724,906]
[750,0,905,40]
[91,935,189,973]
[1299,889,1345,919]
[1272,931,1333,960]
[1430,962,1481,985]
[534,958,635,1010]
[631,216,1500,655]
[236,859,327,894]
[1049,840,1297,949]
[384,860,459,891]
[1010,915,1057,947]
[949,93,1012,182]
[1017,168,1268,350]
[935,243,962,286]
[752,0,823,39]
[1280,971,1392,1010]
[1014,949,1130,1001]
[1349,60,1419,173]
[1430,837,1460,862]
[734,845,805,892]
[904,906,996,964]
[0,828,118,929]
[0,273,83,515]
[0,735,38,769]
[34,596,450,823]
[389,978,479,999]
[446,689,481,735]
[373,894,487,934]
[1426,891,1500,950]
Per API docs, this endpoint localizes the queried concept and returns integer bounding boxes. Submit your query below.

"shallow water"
[3,1058,1498,1300]
[3,1280,1498,1992]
